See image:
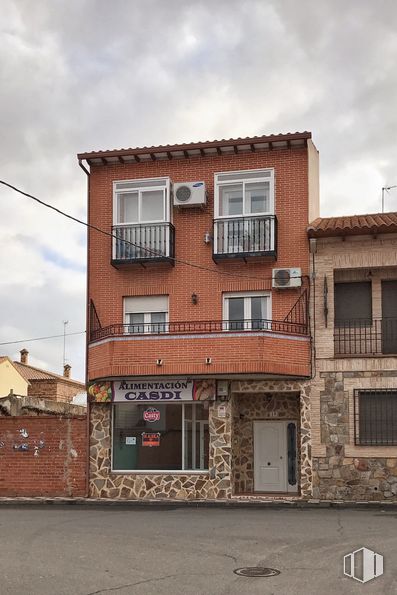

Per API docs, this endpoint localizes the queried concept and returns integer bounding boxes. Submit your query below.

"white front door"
[254,421,287,492]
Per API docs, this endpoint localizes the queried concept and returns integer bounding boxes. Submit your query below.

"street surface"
[0,504,396,594]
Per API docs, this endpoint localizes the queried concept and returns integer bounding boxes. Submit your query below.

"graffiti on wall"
[0,429,46,456]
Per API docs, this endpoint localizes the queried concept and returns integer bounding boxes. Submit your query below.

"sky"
[1,0,397,381]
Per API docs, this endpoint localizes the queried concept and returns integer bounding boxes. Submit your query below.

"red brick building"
[79,132,319,499]
[13,349,85,403]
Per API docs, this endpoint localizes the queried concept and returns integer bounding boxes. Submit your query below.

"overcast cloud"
[1,0,396,381]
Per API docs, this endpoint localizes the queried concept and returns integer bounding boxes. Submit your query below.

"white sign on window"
[125,436,136,445]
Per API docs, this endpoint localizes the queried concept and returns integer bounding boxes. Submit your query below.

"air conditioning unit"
[272,267,302,289]
[173,181,206,207]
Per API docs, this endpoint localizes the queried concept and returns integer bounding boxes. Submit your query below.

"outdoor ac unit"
[272,267,302,289]
[173,181,207,207]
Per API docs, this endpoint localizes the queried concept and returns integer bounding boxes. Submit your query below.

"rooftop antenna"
[63,320,69,368]
[382,185,397,213]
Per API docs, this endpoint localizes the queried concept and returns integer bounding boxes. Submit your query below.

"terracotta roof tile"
[78,131,312,162]
[13,361,85,387]
[308,212,397,238]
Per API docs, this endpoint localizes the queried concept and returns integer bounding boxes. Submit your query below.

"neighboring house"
[308,213,397,501]
[79,132,319,500]
[12,349,85,404]
[0,356,29,397]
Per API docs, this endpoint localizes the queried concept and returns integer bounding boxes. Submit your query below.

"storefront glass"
[112,403,209,471]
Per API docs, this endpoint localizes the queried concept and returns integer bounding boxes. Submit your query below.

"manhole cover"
[233,567,280,578]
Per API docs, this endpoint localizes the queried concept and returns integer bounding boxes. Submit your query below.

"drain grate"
[234,567,280,578]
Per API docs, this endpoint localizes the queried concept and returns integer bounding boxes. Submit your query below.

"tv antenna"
[63,320,69,367]
[382,185,397,213]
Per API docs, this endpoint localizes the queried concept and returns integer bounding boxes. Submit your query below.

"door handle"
[267,462,271,465]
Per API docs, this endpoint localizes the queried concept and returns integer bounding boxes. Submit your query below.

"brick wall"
[28,380,84,403]
[87,148,312,380]
[0,416,87,497]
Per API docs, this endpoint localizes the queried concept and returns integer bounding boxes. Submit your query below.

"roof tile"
[308,212,397,238]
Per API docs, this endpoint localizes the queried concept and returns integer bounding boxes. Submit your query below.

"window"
[223,292,271,330]
[124,296,168,334]
[114,178,170,224]
[334,282,372,326]
[355,390,397,445]
[215,169,274,218]
[112,403,209,471]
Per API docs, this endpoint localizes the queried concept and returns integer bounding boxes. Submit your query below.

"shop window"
[355,389,397,445]
[334,282,372,326]
[112,403,209,471]
[223,292,271,330]
[124,295,168,334]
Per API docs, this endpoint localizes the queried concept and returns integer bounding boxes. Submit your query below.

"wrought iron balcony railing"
[112,222,175,264]
[213,215,277,259]
[90,317,308,342]
[334,318,397,356]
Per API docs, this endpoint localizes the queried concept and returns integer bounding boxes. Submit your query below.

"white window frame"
[113,177,171,226]
[123,296,169,334]
[214,168,275,219]
[223,291,272,330]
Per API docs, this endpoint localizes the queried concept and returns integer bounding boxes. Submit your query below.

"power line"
[0,331,85,346]
[0,180,302,283]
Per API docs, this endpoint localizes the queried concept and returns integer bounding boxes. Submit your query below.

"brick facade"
[81,134,317,501]
[27,379,84,403]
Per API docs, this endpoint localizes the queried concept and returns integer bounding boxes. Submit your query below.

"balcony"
[213,215,277,260]
[91,318,307,342]
[112,223,175,266]
[88,316,310,380]
[334,318,397,356]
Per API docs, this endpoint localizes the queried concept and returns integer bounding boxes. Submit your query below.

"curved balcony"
[88,317,311,380]
[90,318,308,343]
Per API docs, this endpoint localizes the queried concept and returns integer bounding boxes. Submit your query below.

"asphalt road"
[0,504,396,594]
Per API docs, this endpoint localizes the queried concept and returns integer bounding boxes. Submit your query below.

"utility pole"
[382,185,397,213]
[63,320,69,368]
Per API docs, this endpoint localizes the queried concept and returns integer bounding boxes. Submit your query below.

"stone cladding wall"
[231,379,312,498]
[312,371,397,500]
[232,393,300,493]
[89,400,233,499]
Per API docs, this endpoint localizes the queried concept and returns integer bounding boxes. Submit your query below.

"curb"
[1,497,397,510]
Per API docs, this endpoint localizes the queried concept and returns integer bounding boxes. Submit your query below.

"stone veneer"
[312,371,397,501]
[231,380,312,498]
[90,378,313,500]
[89,399,233,500]
[233,393,300,494]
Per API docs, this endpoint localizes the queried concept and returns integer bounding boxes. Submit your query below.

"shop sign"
[114,378,192,402]
[142,432,160,447]
[89,378,216,403]
[143,407,160,422]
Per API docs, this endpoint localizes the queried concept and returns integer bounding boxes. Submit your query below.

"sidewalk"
[1,495,397,509]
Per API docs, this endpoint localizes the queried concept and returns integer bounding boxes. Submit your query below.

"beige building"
[0,356,28,397]
[308,212,397,501]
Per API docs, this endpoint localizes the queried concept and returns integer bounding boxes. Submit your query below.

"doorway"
[253,420,297,493]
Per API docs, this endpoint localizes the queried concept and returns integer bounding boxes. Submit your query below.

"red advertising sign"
[142,432,160,447]
[143,407,161,422]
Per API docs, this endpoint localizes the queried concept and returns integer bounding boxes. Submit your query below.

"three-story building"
[78,132,319,500]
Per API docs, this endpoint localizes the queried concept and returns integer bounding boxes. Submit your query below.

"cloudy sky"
[1,0,396,381]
